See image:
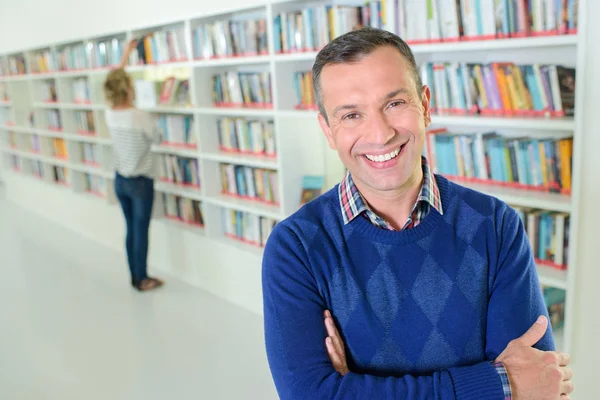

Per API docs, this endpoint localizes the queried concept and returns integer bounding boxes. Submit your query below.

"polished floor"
[0,185,278,400]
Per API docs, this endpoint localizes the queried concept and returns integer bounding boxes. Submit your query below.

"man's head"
[313,28,431,196]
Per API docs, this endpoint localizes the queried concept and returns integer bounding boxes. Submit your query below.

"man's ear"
[421,85,432,127]
[318,112,336,150]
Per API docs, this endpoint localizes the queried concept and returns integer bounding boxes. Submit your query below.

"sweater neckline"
[345,175,453,245]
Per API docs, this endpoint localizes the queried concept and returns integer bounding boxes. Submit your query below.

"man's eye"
[388,100,406,108]
[343,113,360,120]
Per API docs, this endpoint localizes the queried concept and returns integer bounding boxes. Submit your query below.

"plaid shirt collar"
[338,156,443,230]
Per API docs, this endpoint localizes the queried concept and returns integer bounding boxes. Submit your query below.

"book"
[300,175,325,206]
[221,208,277,247]
[193,18,269,59]
[426,128,574,194]
[163,193,204,226]
[212,71,272,108]
[220,163,279,204]
[158,115,196,147]
[216,118,275,156]
[159,155,200,187]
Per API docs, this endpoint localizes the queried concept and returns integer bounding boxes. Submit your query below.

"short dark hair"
[312,28,422,123]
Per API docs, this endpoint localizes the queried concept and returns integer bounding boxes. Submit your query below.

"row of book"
[7,154,21,171]
[32,160,44,178]
[46,110,62,130]
[162,194,204,226]
[0,83,8,101]
[0,109,10,126]
[89,39,124,69]
[422,62,576,117]
[158,78,190,106]
[58,44,89,71]
[217,118,276,156]
[75,111,96,134]
[72,78,91,103]
[426,129,573,193]
[212,72,272,107]
[30,50,57,73]
[157,115,196,147]
[514,206,570,269]
[159,155,200,187]
[193,19,269,60]
[222,209,277,247]
[130,29,187,65]
[293,71,317,110]
[84,173,107,197]
[397,0,578,44]
[81,143,101,165]
[542,286,566,330]
[52,166,70,185]
[39,81,58,102]
[221,164,280,205]
[273,2,385,54]
[6,55,26,75]
[52,138,68,159]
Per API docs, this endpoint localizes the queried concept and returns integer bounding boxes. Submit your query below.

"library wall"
[0,0,259,53]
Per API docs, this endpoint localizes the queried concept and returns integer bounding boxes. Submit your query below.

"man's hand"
[496,315,574,399]
[324,310,349,376]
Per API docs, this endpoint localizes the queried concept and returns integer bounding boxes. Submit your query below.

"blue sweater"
[262,176,554,399]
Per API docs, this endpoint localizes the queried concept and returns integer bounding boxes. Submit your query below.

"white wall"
[0,0,262,53]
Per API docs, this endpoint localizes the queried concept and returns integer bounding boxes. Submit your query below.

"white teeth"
[365,146,402,163]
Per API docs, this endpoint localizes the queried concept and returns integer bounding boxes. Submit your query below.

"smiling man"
[262,28,573,399]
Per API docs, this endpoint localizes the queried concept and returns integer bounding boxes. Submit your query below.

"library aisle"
[0,188,278,400]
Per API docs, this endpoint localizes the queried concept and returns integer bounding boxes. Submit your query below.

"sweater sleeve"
[262,223,506,400]
[138,111,162,144]
[485,206,555,360]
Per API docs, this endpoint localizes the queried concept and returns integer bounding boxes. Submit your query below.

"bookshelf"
[0,0,581,352]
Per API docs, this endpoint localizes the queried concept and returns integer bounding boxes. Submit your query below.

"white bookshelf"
[0,0,579,352]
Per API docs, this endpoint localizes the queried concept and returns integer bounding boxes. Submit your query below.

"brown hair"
[312,27,422,123]
[104,68,133,107]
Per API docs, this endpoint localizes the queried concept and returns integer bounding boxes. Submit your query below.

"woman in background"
[103,39,163,291]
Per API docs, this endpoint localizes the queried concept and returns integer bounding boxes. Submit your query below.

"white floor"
[0,185,278,400]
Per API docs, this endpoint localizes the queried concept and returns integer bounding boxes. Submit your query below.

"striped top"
[105,109,161,178]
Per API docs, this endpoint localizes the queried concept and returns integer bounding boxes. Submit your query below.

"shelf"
[55,69,110,78]
[195,107,275,117]
[0,124,33,133]
[277,109,319,118]
[214,235,264,257]
[0,101,12,107]
[4,148,70,167]
[190,55,270,68]
[431,115,575,131]
[204,194,282,220]
[201,151,278,169]
[126,60,191,72]
[410,34,578,53]
[450,178,571,212]
[70,163,113,178]
[553,328,564,351]
[159,217,206,235]
[0,74,29,82]
[29,72,58,80]
[537,264,568,290]
[273,51,318,62]
[151,144,199,158]
[34,102,105,110]
[140,106,195,115]
[154,181,203,201]
[63,133,112,144]
[29,128,65,137]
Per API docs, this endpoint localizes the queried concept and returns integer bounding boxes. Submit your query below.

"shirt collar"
[338,156,443,225]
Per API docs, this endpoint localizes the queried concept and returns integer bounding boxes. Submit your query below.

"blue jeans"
[114,173,154,285]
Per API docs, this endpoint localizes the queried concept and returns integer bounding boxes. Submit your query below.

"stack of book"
[542,286,566,330]
[513,206,569,270]
[89,39,124,68]
[30,50,57,73]
[47,110,62,130]
[217,118,276,157]
[72,78,91,103]
[75,111,96,135]
[220,163,280,205]
[158,115,196,147]
[293,71,317,110]
[27,135,41,153]
[158,78,191,106]
[8,155,21,171]
[131,29,188,65]
[193,18,269,59]
[426,129,573,194]
[7,131,17,148]
[422,62,576,117]
[212,71,272,108]
[40,81,57,102]
[398,0,578,44]
[52,166,69,185]
[82,143,100,166]
[84,173,107,197]
[52,138,67,159]
[0,59,7,76]
[58,44,88,71]
[0,82,9,101]
[8,55,26,75]
[0,109,9,126]
[222,209,277,247]
[273,1,384,53]
[159,155,200,187]
[163,194,204,226]
[32,160,44,178]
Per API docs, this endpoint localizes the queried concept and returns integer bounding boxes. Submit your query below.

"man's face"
[318,46,431,194]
